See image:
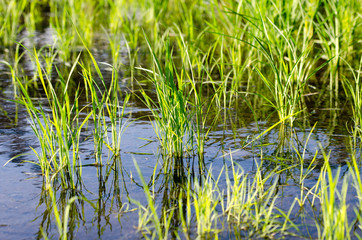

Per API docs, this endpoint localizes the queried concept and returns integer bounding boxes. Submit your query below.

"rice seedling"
[251,15,328,127]
[175,32,222,161]
[315,0,360,96]
[48,1,75,62]
[1,0,361,239]
[107,0,144,54]
[193,167,223,238]
[132,158,175,239]
[342,57,362,141]
[97,33,133,159]
[2,17,132,185]
[294,123,320,207]
[138,35,194,159]
[0,43,27,126]
[1,42,111,189]
[76,27,131,164]
[138,24,226,160]
[349,151,362,238]
[223,157,296,239]
[316,151,351,239]
[23,0,39,33]
[301,0,321,43]
[103,89,131,159]
[78,60,108,165]
[0,0,27,47]
[13,48,92,188]
[48,0,103,62]
[202,1,329,133]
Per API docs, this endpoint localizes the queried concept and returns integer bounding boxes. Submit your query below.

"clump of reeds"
[11,46,89,188]
[139,34,214,160]
[133,156,297,239]
[0,0,27,47]
[138,36,193,159]
[342,57,362,141]
[315,150,351,239]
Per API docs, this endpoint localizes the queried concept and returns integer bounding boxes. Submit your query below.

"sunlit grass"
[0,0,361,239]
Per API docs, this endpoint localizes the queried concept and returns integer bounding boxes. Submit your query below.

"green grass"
[342,57,362,140]
[12,47,91,188]
[316,151,351,239]
[132,156,300,239]
[138,36,193,159]
[1,0,361,239]
[0,0,27,46]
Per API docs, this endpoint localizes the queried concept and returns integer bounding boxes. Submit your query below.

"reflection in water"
[34,156,133,239]
[1,95,361,239]
[160,157,190,239]
[35,186,87,240]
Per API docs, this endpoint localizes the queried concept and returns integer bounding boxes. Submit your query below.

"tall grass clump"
[251,14,327,127]
[349,154,362,238]
[80,59,131,165]
[133,156,301,238]
[315,0,361,96]
[342,57,362,141]
[224,159,295,238]
[193,167,223,238]
[0,0,27,47]
[13,47,91,188]
[316,153,351,239]
[138,36,194,159]
[139,33,216,161]
[102,33,132,158]
[49,0,101,61]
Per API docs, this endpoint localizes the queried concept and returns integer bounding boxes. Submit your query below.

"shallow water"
[0,27,361,240]
[0,95,359,239]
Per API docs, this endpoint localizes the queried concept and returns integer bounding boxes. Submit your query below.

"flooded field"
[0,0,361,239]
